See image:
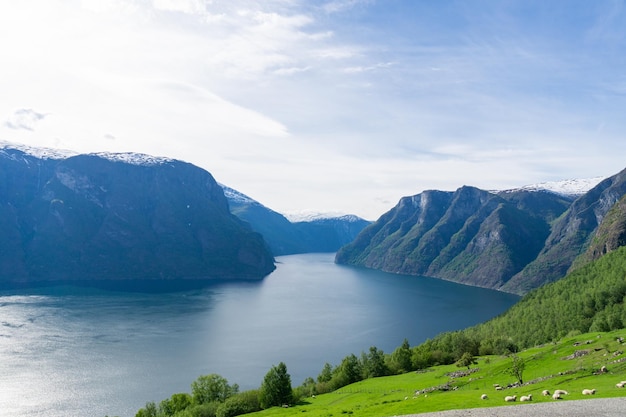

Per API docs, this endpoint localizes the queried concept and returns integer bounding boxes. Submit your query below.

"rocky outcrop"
[569,193,626,270]
[0,147,275,288]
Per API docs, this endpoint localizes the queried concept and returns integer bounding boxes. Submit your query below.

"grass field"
[248,329,626,417]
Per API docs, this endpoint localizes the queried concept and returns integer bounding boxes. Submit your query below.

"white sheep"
[495,386,503,391]
[542,389,550,396]
[504,395,517,402]
[553,389,568,396]
[520,394,532,402]
[552,392,562,400]
[582,388,596,395]
[616,381,626,388]
[481,394,488,400]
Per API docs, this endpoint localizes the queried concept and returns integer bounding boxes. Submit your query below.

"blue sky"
[1,0,625,220]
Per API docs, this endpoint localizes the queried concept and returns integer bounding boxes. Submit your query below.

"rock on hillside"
[569,193,626,271]
[0,146,275,288]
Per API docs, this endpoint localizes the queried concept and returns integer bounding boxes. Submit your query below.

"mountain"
[222,185,371,255]
[336,171,626,295]
[501,168,626,293]
[0,144,275,288]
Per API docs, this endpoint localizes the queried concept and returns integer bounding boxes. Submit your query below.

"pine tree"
[259,362,293,409]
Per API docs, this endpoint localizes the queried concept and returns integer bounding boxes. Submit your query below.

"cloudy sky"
[1,0,625,220]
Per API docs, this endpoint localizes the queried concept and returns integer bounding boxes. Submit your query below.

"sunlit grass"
[248,329,626,417]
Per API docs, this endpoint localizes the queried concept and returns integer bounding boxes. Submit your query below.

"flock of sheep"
[480,381,626,402]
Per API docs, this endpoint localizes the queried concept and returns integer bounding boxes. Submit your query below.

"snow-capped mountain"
[284,211,363,223]
[501,176,607,197]
[0,140,77,159]
[0,141,174,167]
[220,184,261,206]
[88,151,174,166]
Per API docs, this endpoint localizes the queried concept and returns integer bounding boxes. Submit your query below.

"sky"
[1,0,626,220]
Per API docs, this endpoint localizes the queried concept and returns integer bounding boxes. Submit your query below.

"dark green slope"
[468,245,626,349]
[416,245,626,363]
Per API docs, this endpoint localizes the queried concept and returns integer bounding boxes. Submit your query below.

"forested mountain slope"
[0,146,275,287]
[415,245,626,364]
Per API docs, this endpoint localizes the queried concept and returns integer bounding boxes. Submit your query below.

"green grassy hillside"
[248,330,626,417]
[133,243,626,417]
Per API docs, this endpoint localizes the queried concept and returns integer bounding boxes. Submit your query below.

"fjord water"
[0,253,519,417]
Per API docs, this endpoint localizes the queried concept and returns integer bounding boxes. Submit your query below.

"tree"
[361,346,388,378]
[507,354,526,385]
[389,338,412,373]
[191,374,239,404]
[332,353,363,388]
[456,352,477,369]
[317,362,333,383]
[259,362,293,409]
[134,401,157,417]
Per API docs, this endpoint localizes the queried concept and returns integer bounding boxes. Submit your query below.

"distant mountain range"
[3,141,624,296]
[222,185,371,256]
[336,170,626,295]
[0,143,275,288]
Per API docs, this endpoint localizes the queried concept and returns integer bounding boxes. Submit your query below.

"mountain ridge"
[336,168,626,295]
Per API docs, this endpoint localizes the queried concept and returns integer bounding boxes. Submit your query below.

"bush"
[216,390,261,417]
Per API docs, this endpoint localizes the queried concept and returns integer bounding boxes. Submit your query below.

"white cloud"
[1,0,625,220]
[322,0,373,14]
[5,109,48,131]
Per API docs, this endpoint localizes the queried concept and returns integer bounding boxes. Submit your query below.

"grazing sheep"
[520,394,532,402]
[495,386,503,391]
[481,394,488,400]
[554,389,569,396]
[600,365,607,373]
[542,390,550,396]
[504,395,517,402]
[582,389,596,395]
[616,381,626,388]
[552,393,562,400]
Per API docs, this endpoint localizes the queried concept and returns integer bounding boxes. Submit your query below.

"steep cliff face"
[337,168,626,295]
[0,147,275,287]
[567,194,626,272]
[336,186,559,290]
[501,167,626,294]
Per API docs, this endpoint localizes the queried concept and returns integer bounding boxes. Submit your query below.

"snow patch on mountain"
[89,152,174,166]
[502,176,606,197]
[0,140,77,159]
[284,210,363,223]
[220,184,261,205]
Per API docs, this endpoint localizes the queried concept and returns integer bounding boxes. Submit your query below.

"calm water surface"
[0,253,519,417]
